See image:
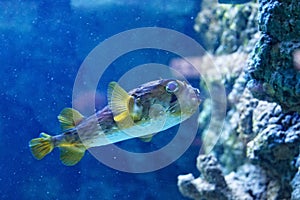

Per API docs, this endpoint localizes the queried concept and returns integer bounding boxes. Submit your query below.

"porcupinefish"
[29,79,201,166]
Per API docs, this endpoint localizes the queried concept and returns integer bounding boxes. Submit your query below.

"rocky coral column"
[247,0,300,112]
[246,0,300,199]
[179,0,300,199]
[178,155,268,200]
[178,155,231,200]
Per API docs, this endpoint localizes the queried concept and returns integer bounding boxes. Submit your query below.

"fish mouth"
[193,88,201,104]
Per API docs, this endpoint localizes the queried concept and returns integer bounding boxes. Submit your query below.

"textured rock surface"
[291,170,300,200]
[194,0,259,54]
[258,0,300,42]
[179,0,300,199]
[178,155,268,200]
[201,67,300,199]
[247,104,300,199]
[247,0,300,112]
[178,155,232,200]
[245,1,300,197]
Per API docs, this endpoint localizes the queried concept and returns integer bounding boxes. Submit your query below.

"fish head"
[130,79,201,123]
[163,79,201,120]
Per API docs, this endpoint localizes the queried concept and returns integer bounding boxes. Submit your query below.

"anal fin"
[59,145,86,166]
[139,134,154,142]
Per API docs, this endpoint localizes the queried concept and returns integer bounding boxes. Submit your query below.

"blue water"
[1,1,202,199]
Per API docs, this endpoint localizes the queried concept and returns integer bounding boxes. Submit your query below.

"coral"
[245,1,300,197]
[244,1,300,196]
[217,80,300,199]
[247,0,300,112]
[247,105,300,199]
[178,155,231,200]
[225,163,268,200]
[170,53,249,159]
[180,0,300,199]
[200,79,300,199]
[291,169,300,200]
[192,1,260,172]
[198,64,260,173]
[258,0,300,42]
[211,87,259,173]
[178,155,268,200]
[194,0,259,54]
[193,52,249,170]
[248,36,300,112]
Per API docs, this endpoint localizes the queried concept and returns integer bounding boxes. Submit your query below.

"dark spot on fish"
[170,94,178,104]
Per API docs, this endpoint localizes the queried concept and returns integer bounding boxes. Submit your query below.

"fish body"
[29,79,201,166]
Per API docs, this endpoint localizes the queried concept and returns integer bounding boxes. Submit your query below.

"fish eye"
[166,81,179,93]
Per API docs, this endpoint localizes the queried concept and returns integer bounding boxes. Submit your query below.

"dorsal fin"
[107,82,135,129]
[57,108,84,130]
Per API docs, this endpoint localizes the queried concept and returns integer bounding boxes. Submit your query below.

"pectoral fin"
[108,82,134,129]
[59,145,86,166]
[58,108,84,130]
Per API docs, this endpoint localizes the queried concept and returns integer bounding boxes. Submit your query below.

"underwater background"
[1,0,202,199]
[3,0,300,199]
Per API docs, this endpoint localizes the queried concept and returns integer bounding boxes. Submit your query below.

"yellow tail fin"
[29,133,54,160]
